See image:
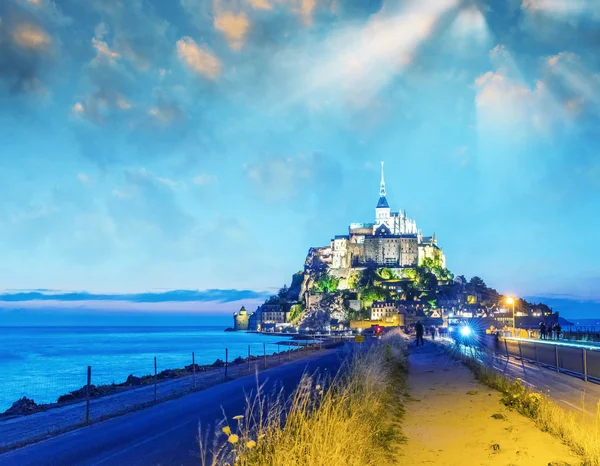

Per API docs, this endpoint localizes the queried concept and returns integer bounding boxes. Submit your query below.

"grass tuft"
[199,330,407,466]
[463,355,600,466]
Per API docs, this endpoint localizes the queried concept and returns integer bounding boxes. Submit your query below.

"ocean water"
[0,326,292,412]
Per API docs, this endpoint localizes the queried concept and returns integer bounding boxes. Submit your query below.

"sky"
[0,0,599,320]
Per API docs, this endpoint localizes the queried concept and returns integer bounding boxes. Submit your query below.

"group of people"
[539,321,561,340]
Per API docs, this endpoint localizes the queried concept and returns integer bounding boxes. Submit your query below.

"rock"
[57,384,111,403]
[185,363,201,372]
[232,356,245,364]
[224,328,235,332]
[3,397,41,416]
[125,374,142,386]
[466,390,478,395]
[158,369,175,379]
[212,359,225,367]
[491,413,506,420]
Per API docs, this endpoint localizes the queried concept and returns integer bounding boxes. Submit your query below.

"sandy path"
[397,343,581,465]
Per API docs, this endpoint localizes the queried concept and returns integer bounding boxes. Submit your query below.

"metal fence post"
[518,340,523,360]
[583,348,588,382]
[248,345,251,371]
[225,348,228,381]
[504,338,509,359]
[263,343,267,369]
[192,352,196,389]
[154,356,157,402]
[288,344,291,360]
[278,343,281,363]
[85,365,91,424]
[534,343,539,366]
[555,345,560,373]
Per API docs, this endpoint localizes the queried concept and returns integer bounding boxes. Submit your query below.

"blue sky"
[1,0,599,318]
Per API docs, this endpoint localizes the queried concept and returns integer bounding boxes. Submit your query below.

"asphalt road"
[0,346,350,466]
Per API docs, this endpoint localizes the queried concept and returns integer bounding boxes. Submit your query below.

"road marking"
[88,420,196,466]
[558,399,587,414]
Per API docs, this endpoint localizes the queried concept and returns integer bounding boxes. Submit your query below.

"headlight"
[460,326,472,337]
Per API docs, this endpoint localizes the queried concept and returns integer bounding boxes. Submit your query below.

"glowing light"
[506,296,515,305]
[459,326,472,337]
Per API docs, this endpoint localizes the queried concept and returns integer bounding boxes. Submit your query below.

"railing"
[0,338,344,452]
[493,336,600,383]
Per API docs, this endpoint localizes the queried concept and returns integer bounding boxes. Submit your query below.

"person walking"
[430,326,436,341]
[539,322,546,340]
[555,323,562,340]
[415,320,424,346]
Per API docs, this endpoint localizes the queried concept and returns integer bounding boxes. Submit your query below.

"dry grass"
[199,330,407,466]
[464,356,600,466]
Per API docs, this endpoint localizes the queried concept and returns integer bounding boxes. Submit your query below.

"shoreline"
[0,339,344,453]
[0,343,315,419]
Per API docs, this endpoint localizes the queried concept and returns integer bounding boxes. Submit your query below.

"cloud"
[91,0,171,71]
[521,0,600,20]
[176,37,222,79]
[91,37,120,62]
[73,30,136,126]
[274,0,460,110]
[214,12,250,50]
[243,152,343,202]
[77,173,90,183]
[0,289,270,304]
[0,0,66,95]
[108,168,194,241]
[519,0,600,46]
[248,0,272,10]
[147,94,186,126]
[11,23,51,50]
[193,173,218,185]
[474,45,570,137]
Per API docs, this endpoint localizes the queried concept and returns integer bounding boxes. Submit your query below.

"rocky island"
[234,162,563,334]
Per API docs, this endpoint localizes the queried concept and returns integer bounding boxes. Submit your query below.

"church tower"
[375,161,391,230]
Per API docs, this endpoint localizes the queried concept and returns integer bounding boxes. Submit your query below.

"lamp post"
[506,296,516,337]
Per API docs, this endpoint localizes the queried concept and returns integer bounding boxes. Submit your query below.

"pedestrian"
[539,322,546,340]
[415,320,424,346]
[430,326,436,341]
[555,323,562,340]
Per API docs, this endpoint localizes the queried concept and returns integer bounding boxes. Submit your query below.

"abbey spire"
[379,161,386,197]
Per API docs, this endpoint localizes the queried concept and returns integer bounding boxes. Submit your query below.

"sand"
[397,342,581,466]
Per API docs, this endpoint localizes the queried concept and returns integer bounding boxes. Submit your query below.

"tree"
[347,270,361,290]
[401,281,420,301]
[421,272,438,293]
[312,272,340,293]
[278,284,289,299]
[469,276,487,294]
[358,268,379,288]
[403,268,417,281]
[378,268,396,280]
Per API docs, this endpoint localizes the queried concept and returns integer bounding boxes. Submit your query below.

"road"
[445,337,600,419]
[485,350,600,418]
[0,346,350,466]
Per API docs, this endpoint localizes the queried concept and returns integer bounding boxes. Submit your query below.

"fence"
[484,336,600,383]
[0,337,345,452]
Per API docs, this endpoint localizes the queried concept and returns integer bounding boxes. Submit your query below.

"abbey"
[329,162,445,270]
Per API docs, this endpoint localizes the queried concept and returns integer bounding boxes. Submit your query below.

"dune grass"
[463,354,600,466]
[199,330,407,466]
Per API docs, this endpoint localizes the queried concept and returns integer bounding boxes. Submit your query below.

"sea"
[0,326,293,412]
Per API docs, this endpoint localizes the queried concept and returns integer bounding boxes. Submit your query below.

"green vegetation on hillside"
[311,272,340,293]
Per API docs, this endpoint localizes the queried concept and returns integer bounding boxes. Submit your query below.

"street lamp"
[506,296,516,337]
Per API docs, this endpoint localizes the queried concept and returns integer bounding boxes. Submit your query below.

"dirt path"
[397,343,581,465]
